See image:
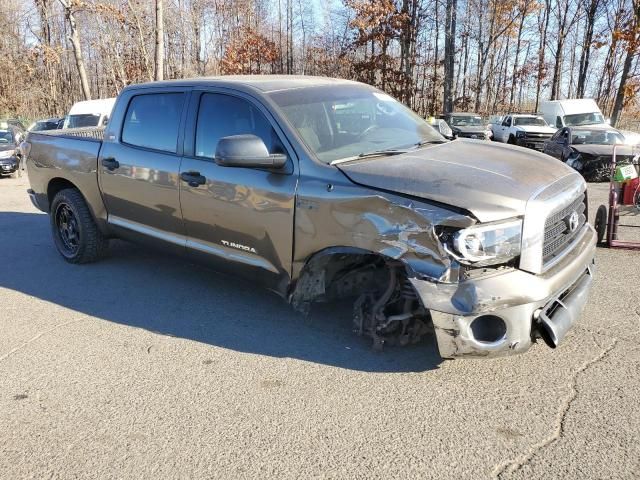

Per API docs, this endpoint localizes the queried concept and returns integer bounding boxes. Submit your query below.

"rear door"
[178,90,298,290]
[98,88,189,250]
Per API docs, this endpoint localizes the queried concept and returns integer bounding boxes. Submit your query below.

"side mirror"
[215,134,287,169]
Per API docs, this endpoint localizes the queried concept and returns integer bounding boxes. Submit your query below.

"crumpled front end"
[410,193,597,359]
[388,171,597,359]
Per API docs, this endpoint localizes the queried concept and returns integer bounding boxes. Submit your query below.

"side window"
[555,116,563,128]
[502,116,511,127]
[122,93,184,153]
[195,93,282,159]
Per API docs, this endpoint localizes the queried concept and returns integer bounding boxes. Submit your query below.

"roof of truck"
[541,98,600,115]
[124,75,362,94]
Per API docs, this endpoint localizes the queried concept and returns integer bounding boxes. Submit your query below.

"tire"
[50,188,108,263]
[594,205,607,245]
[507,135,516,144]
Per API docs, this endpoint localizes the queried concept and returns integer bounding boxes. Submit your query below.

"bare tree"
[59,0,91,100]
[155,0,164,81]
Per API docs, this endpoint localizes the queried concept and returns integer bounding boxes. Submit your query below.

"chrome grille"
[542,193,586,265]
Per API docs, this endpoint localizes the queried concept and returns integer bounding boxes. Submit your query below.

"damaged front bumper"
[410,225,597,358]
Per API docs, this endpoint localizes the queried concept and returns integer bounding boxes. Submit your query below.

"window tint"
[122,93,184,153]
[195,93,281,159]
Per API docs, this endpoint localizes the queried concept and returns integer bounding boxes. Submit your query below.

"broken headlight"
[445,218,522,266]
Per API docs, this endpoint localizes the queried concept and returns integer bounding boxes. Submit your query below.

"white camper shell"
[63,98,116,129]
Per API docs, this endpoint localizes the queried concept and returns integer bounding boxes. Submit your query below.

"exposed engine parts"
[352,266,432,350]
[290,251,432,350]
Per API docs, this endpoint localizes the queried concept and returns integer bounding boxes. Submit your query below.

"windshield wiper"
[414,139,448,147]
[330,148,409,165]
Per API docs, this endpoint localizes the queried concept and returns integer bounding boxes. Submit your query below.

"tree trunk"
[155,0,164,81]
[534,0,550,111]
[59,0,91,100]
[443,0,457,113]
[577,0,599,98]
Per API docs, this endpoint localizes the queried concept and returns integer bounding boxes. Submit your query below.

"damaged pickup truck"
[24,76,596,358]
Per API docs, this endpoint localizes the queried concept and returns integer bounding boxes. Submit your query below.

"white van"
[63,98,116,129]
[540,99,608,129]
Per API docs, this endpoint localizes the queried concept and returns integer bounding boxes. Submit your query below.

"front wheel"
[50,188,108,263]
[594,205,607,245]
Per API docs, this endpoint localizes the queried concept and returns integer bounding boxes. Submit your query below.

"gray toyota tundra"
[24,76,596,358]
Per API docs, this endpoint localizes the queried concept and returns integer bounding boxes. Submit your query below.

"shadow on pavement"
[0,211,442,373]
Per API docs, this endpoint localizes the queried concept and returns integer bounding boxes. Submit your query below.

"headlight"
[566,152,582,169]
[0,150,14,159]
[515,131,526,138]
[447,219,522,265]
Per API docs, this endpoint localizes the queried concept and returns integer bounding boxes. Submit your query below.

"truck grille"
[457,131,486,139]
[542,193,586,265]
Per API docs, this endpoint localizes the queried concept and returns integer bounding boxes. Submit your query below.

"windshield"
[571,129,625,145]
[564,112,605,126]
[64,114,101,129]
[514,117,547,127]
[269,85,444,163]
[449,115,483,127]
[0,130,15,144]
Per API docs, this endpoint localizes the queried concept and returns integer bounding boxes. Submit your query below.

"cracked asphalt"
[1,174,639,479]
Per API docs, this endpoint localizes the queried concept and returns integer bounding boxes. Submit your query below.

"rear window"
[122,93,184,153]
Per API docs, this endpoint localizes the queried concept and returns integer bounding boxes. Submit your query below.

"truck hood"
[335,140,575,223]
[514,125,557,134]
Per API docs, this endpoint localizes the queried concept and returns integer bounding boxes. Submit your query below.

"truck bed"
[31,126,106,142]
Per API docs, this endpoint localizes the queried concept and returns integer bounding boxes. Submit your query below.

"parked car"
[62,98,116,129]
[28,117,64,132]
[491,114,556,150]
[24,76,596,359]
[0,128,21,177]
[543,126,632,182]
[0,120,26,144]
[441,112,491,140]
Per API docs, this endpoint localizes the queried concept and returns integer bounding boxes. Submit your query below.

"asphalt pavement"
[0,174,638,479]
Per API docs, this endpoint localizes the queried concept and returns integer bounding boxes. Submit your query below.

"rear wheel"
[50,188,108,263]
[594,205,607,245]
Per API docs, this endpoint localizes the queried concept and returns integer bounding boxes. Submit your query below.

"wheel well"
[290,248,404,311]
[47,178,78,211]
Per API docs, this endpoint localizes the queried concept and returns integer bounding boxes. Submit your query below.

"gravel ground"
[0,173,639,479]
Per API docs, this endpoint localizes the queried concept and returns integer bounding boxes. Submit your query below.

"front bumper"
[0,161,18,174]
[516,137,551,151]
[411,224,597,358]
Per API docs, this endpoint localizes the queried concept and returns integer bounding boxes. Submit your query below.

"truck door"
[178,90,298,291]
[98,89,189,252]
[500,116,511,142]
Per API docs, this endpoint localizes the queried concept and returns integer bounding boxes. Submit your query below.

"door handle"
[101,157,120,171]
[180,171,206,188]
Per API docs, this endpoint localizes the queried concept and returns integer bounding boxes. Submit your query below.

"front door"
[99,89,189,250]
[179,91,298,291]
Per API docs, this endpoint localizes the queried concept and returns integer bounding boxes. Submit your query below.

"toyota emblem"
[566,211,579,232]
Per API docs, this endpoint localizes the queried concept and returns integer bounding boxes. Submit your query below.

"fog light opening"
[470,315,507,343]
